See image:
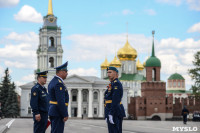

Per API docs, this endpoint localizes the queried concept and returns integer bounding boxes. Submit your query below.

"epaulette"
[35,84,39,88]
[58,79,62,83]
[114,80,117,83]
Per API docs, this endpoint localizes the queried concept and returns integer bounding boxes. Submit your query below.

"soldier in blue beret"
[104,66,126,133]
[48,61,69,133]
[30,71,49,133]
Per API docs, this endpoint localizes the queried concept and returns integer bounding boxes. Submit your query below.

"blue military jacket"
[104,78,126,119]
[48,76,69,117]
[30,83,49,115]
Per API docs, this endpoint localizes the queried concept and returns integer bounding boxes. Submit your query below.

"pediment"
[64,74,92,83]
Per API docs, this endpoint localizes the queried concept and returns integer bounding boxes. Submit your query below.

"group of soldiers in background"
[30,61,126,133]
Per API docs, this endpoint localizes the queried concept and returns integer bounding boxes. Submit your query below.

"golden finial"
[47,0,53,15]
[126,22,128,41]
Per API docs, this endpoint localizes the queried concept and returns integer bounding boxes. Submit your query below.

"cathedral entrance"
[71,107,77,117]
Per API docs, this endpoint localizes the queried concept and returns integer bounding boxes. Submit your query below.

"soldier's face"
[38,77,47,85]
[61,70,68,80]
[107,70,116,81]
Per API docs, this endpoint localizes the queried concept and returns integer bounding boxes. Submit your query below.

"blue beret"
[36,71,48,78]
[54,61,68,71]
[107,66,118,73]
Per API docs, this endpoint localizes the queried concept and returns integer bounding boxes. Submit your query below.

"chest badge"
[60,87,62,90]
[33,92,37,96]
[42,91,44,93]
[115,86,118,89]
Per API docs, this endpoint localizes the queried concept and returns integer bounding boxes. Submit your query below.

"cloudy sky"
[0,0,200,91]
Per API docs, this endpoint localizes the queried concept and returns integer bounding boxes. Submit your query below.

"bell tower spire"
[47,0,53,15]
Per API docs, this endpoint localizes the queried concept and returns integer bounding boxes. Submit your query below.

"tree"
[0,68,11,116]
[0,68,19,117]
[188,51,200,96]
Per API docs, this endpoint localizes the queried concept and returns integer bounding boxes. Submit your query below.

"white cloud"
[4,32,38,43]
[0,0,19,8]
[188,22,200,33]
[186,0,200,11]
[21,74,35,81]
[69,68,98,76]
[0,32,38,69]
[14,5,43,23]
[155,0,182,6]
[65,34,152,61]
[122,9,134,15]
[156,0,200,11]
[145,9,157,15]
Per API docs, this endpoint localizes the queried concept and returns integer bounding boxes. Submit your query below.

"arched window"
[49,37,54,47]
[122,64,125,71]
[93,92,98,100]
[129,64,131,72]
[152,68,156,81]
[49,57,54,68]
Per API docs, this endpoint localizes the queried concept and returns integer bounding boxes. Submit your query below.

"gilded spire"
[152,30,155,57]
[47,0,53,15]
[136,59,144,70]
[101,57,110,69]
[109,56,121,68]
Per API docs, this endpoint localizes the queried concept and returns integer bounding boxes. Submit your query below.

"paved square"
[3,118,200,133]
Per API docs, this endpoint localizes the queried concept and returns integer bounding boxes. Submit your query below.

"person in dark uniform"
[104,66,126,133]
[48,61,69,133]
[30,71,49,133]
[182,106,189,124]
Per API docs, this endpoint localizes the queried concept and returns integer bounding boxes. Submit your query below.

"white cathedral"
[20,0,129,118]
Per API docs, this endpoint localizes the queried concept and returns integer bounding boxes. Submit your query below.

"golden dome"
[101,57,110,69]
[117,40,137,61]
[109,56,121,68]
[136,59,144,70]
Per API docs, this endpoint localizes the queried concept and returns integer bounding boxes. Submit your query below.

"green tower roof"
[168,73,185,80]
[146,31,161,67]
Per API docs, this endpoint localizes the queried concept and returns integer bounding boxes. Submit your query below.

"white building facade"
[20,0,128,118]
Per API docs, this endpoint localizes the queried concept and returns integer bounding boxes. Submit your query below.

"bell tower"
[36,0,63,73]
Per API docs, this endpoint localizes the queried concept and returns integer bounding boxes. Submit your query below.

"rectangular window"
[94,108,97,115]
[28,107,32,114]
[173,82,176,87]
[72,95,77,102]
[178,82,180,87]
[83,108,86,115]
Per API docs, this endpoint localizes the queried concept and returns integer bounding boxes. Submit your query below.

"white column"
[88,89,93,118]
[77,88,82,118]
[99,89,103,117]
[68,88,71,117]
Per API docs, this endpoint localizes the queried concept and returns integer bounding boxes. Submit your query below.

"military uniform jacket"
[48,76,69,117]
[30,83,49,115]
[104,78,126,119]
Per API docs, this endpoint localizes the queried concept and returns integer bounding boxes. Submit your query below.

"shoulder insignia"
[114,80,117,83]
[36,85,39,88]
[33,92,37,96]
[58,79,62,83]
[114,86,118,89]
[60,87,62,90]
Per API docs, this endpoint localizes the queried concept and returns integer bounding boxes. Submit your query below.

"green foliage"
[188,51,200,96]
[0,68,19,117]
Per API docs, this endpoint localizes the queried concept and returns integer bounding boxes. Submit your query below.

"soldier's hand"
[108,115,114,124]
[35,114,41,122]
[63,117,68,122]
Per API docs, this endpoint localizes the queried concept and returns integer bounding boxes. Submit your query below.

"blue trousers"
[183,115,187,123]
[50,116,65,133]
[107,116,123,133]
[33,113,48,133]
